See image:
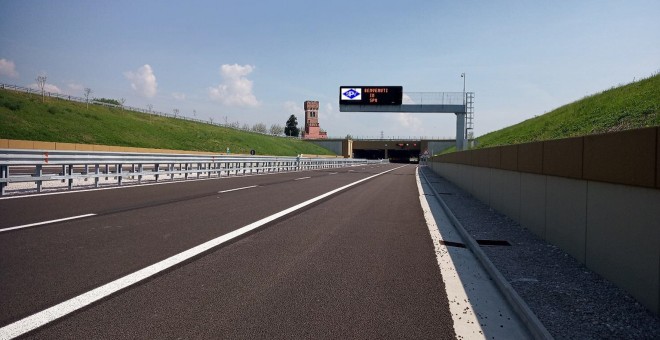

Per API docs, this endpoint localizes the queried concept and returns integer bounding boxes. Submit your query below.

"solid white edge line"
[218,185,258,194]
[0,214,97,233]
[415,168,483,337]
[0,164,407,339]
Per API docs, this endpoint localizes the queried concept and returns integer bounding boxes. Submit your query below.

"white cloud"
[67,83,83,93]
[395,112,423,130]
[283,100,303,115]
[124,64,157,98]
[172,92,186,100]
[208,64,258,107]
[0,59,19,78]
[29,83,62,94]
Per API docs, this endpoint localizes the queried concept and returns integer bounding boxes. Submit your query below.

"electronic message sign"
[339,86,403,105]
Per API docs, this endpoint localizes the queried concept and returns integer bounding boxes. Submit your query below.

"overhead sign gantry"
[339,86,474,150]
[340,86,403,105]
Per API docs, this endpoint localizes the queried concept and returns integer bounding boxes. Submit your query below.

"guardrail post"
[67,164,73,190]
[35,164,43,193]
[83,164,89,182]
[104,164,109,180]
[94,164,100,188]
[154,163,160,182]
[117,163,123,186]
[1,165,8,196]
[138,164,143,183]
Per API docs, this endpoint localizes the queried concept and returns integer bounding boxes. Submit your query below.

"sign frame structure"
[339,90,474,151]
[339,86,403,106]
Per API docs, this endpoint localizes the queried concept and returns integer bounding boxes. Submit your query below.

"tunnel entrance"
[352,142,421,164]
[388,149,420,163]
[353,149,386,160]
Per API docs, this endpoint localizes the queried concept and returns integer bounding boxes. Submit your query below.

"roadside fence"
[0,149,385,196]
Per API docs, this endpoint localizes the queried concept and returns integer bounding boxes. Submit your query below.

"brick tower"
[303,100,327,139]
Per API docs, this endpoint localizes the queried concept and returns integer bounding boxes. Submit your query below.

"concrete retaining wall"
[0,138,222,154]
[428,127,660,315]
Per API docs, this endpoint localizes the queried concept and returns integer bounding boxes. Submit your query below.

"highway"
[0,164,459,339]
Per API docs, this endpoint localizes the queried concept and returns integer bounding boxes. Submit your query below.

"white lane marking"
[328,172,338,175]
[0,164,407,339]
[416,168,531,339]
[0,165,335,200]
[294,176,311,181]
[0,214,97,233]
[218,185,258,194]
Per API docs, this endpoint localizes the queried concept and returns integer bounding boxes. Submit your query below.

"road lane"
[0,164,401,328]
[21,165,456,339]
[0,164,389,228]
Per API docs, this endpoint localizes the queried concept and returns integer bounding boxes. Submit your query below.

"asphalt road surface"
[0,164,457,339]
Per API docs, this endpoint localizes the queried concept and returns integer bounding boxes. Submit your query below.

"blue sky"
[1,0,658,139]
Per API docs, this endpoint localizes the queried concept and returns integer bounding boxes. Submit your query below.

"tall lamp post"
[461,73,466,105]
[459,73,466,150]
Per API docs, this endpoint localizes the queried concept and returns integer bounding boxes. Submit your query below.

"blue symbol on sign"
[343,89,360,99]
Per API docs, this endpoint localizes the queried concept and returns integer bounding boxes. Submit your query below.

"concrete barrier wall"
[0,138,346,157]
[428,127,660,315]
[0,139,234,155]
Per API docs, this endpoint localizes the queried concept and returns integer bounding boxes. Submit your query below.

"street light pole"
[458,72,466,150]
[461,72,466,105]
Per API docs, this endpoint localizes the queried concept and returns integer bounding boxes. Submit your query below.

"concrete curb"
[419,167,554,340]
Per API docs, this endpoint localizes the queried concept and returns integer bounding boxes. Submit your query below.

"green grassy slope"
[475,74,660,149]
[0,89,334,156]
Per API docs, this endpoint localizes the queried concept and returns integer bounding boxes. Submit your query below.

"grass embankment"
[0,89,334,156]
[472,74,660,150]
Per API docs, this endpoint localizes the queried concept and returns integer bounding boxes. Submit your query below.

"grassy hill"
[474,73,660,149]
[0,88,334,156]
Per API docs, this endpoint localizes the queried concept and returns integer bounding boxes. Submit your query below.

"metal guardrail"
[0,149,384,196]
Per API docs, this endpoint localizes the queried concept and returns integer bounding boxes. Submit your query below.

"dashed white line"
[218,185,258,194]
[0,214,97,233]
[0,164,406,339]
[294,176,311,181]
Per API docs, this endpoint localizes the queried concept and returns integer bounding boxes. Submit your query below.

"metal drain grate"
[476,240,511,246]
[440,239,511,248]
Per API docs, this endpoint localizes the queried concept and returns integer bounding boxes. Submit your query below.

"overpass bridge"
[307,138,455,162]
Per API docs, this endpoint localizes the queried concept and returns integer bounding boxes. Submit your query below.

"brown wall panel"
[8,140,35,149]
[475,148,490,167]
[456,152,467,164]
[0,139,8,148]
[500,145,518,171]
[543,137,584,179]
[33,141,57,150]
[584,128,656,188]
[75,144,95,151]
[55,142,77,151]
[466,150,477,166]
[488,147,501,168]
[517,142,543,174]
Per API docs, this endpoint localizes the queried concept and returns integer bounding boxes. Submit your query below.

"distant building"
[302,100,327,139]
